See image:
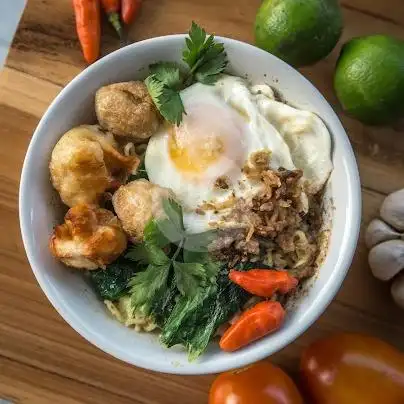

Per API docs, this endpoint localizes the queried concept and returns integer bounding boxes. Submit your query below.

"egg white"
[145,75,332,233]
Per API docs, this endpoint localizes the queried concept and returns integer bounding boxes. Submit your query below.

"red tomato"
[300,333,404,404]
[209,361,303,404]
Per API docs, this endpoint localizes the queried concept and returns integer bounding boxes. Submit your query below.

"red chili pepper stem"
[108,12,123,39]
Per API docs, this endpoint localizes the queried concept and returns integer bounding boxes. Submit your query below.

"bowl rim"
[19,34,362,375]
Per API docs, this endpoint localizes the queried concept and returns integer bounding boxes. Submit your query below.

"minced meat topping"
[211,167,326,280]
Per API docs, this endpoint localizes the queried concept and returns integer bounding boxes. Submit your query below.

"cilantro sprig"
[145,22,228,125]
[126,199,220,315]
[183,22,228,85]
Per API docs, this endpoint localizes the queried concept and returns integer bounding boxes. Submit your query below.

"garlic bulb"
[380,189,404,231]
[365,219,401,249]
[366,188,404,309]
[368,239,404,281]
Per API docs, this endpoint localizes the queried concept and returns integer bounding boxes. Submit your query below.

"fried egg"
[145,75,332,233]
[252,88,333,194]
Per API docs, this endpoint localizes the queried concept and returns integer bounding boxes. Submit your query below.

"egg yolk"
[167,99,248,179]
[168,116,226,174]
[169,134,224,173]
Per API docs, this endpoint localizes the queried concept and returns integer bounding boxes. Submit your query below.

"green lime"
[254,0,343,67]
[334,35,404,125]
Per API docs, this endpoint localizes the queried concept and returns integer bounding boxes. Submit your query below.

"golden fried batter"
[95,81,160,141]
[112,179,173,242]
[49,125,139,207]
[49,204,127,270]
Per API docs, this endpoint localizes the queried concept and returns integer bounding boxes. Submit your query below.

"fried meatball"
[95,81,160,141]
[112,179,173,242]
[49,204,127,270]
[49,125,139,207]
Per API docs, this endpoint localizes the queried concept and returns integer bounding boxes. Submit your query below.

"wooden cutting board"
[1,0,404,402]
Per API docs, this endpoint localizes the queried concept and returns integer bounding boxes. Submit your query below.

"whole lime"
[254,0,343,67]
[334,35,404,125]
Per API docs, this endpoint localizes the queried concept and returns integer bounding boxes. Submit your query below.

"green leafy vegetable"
[160,284,216,349]
[143,219,172,248]
[203,258,222,280]
[194,50,228,85]
[89,257,141,300]
[149,275,178,327]
[129,263,171,314]
[149,62,183,90]
[183,21,210,68]
[173,261,206,297]
[154,219,183,246]
[183,249,221,280]
[162,198,184,233]
[183,22,228,85]
[125,198,255,359]
[183,230,217,253]
[160,263,251,360]
[126,242,170,266]
[127,198,221,317]
[145,75,185,125]
[144,22,228,124]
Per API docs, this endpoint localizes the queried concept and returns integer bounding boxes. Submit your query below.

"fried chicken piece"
[49,125,139,207]
[49,204,127,270]
[112,179,173,242]
[95,81,160,141]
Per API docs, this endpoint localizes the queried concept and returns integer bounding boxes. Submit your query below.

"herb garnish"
[126,199,220,315]
[145,22,228,125]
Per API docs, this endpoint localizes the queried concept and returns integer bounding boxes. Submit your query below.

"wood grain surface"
[1,0,404,402]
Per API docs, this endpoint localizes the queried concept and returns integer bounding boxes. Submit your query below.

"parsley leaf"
[194,49,228,84]
[183,22,228,84]
[173,261,206,297]
[183,230,217,253]
[143,219,170,248]
[125,242,169,266]
[149,62,183,90]
[203,259,221,280]
[145,75,185,125]
[162,198,185,233]
[127,198,222,328]
[183,250,221,280]
[129,263,170,313]
[145,198,185,245]
[155,219,183,245]
[144,22,228,125]
[183,22,211,69]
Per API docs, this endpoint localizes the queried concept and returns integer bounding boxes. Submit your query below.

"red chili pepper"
[229,269,298,298]
[121,0,142,25]
[219,301,285,352]
[100,0,119,13]
[72,0,101,64]
[100,0,123,38]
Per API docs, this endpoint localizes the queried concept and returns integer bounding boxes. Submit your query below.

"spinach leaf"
[160,284,217,348]
[160,263,251,360]
[150,275,179,327]
[89,257,143,300]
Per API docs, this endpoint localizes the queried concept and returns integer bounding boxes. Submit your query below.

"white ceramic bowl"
[19,35,361,375]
